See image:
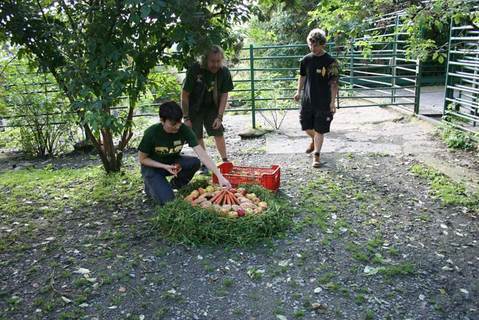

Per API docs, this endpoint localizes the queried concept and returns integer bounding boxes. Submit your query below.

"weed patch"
[410,164,479,210]
[438,123,477,151]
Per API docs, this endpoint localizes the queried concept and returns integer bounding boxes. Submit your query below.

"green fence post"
[414,60,422,114]
[350,39,354,88]
[444,18,454,115]
[391,15,399,104]
[249,44,256,129]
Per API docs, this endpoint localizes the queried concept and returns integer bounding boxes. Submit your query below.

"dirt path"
[0,107,478,320]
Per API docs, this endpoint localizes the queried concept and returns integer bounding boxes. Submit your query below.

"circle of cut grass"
[150,178,293,246]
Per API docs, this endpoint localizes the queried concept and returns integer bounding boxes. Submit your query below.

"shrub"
[439,123,477,151]
[7,92,77,158]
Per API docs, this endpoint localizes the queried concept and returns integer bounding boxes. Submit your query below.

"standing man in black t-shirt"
[181,45,234,174]
[294,29,339,168]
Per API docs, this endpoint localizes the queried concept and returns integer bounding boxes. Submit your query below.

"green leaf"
[140,6,151,18]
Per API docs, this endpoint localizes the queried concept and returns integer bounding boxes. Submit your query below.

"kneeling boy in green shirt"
[138,101,231,204]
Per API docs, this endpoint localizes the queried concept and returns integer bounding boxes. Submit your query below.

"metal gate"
[226,13,421,128]
[444,18,479,133]
[331,12,421,114]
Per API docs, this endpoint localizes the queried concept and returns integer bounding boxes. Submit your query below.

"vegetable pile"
[152,181,293,246]
[184,185,268,218]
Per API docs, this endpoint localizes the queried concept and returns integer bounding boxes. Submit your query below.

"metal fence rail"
[0,10,467,131]
[332,14,421,115]
[1,8,423,130]
[444,21,479,132]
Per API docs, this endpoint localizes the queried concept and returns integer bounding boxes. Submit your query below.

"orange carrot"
[214,193,224,205]
[232,195,239,205]
[227,191,238,205]
[210,192,222,204]
[222,193,227,205]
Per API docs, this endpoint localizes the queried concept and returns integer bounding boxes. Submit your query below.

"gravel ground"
[0,112,478,320]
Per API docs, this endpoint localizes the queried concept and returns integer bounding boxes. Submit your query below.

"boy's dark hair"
[158,100,183,122]
[307,28,327,45]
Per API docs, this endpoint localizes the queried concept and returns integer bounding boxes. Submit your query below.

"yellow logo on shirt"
[207,80,215,92]
[154,145,183,155]
[316,67,327,77]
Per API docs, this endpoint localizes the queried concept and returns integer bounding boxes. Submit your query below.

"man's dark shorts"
[190,106,224,139]
[300,107,333,134]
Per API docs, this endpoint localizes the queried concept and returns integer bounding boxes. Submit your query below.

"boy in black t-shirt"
[138,101,231,205]
[294,29,339,168]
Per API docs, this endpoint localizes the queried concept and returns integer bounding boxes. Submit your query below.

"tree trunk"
[101,128,122,173]
[84,124,121,173]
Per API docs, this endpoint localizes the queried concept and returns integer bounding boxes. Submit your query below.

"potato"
[200,200,212,208]
[198,188,206,195]
[204,192,213,198]
[231,205,240,211]
[245,208,254,215]
[184,195,195,202]
[193,197,206,204]
[240,202,255,209]
[239,197,250,203]
[217,210,228,217]
[258,201,268,209]
[227,211,238,218]
[190,190,200,198]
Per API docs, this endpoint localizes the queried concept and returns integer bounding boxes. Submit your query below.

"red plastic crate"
[212,162,281,192]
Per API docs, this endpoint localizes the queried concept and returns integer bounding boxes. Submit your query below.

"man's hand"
[184,119,192,128]
[217,175,231,189]
[330,103,337,114]
[212,117,222,130]
[163,164,180,177]
[293,91,301,102]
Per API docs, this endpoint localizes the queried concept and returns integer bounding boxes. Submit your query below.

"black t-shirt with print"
[182,63,234,110]
[300,52,339,111]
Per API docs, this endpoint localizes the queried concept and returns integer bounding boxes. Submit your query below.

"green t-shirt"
[182,63,234,109]
[138,123,199,164]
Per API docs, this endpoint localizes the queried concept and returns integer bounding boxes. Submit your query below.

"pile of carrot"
[210,189,240,206]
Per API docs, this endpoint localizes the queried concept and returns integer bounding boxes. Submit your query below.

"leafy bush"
[151,179,295,246]
[0,55,78,157]
[439,124,477,151]
[6,92,77,158]
[0,127,19,149]
[149,70,181,100]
